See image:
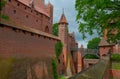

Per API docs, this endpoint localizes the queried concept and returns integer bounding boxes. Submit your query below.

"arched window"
[45,26,49,33]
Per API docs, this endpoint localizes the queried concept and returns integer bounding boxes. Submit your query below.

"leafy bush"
[55,41,63,58]
[84,54,99,59]
[111,54,120,62]
[59,76,66,79]
[52,59,58,79]
[0,14,9,20]
[52,23,58,36]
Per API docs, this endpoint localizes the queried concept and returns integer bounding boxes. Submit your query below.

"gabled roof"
[99,38,113,46]
[59,13,68,24]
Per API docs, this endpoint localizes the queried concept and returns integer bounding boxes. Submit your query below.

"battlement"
[1,0,53,33]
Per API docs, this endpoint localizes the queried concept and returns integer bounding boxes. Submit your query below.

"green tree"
[87,37,101,49]
[0,0,9,20]
[52,23,58,36]
[75,0,120,42]
[0,0,6,11]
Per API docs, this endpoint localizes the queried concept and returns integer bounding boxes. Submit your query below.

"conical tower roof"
[99,38,114,46]
[59,12,68,24]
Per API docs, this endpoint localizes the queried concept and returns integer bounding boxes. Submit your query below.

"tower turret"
[58,12,68,44]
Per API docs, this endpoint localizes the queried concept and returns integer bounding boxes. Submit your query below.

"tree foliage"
[75,0,120,42]
[0,0,6,11]
[87,37,101,49]
[84,54,99,59]
[52,23,58,36]
[0,0,9,20]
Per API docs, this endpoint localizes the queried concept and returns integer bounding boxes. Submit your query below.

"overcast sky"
[45,0,98,48]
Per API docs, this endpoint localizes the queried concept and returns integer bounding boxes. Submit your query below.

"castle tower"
[58,12,68,44]
[58,11,68,69]
[77,51,83,73]
[45,2,53,23]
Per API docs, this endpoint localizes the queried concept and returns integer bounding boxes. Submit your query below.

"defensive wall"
[0,19,60,79]
[68,55,110,79]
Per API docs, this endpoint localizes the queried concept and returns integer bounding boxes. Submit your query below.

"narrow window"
[45,26,49,33]
[13,10,16,14]
[25,7,27,10]
[17,3,20,6]
[9,0,11,2]
[36,20,38,22]
[26,15,28,18]
[58,59,60,63]
[36,12,38,15]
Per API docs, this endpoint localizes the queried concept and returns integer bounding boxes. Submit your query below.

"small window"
[13,10,16,14]
[36,20,38,22]
[58,59,60,63]
[9,0,11,2]
[45,26,49,33]
[26,15,28,18]
[17,3,20,6]
[25,7,27,10]
[36,12,38,15]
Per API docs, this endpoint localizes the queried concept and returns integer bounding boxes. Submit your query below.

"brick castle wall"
[0,24,58,58]
[1,0,53,33]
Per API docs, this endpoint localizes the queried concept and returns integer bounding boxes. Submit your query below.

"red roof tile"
[59,13,68,24]
[99,38,113,46]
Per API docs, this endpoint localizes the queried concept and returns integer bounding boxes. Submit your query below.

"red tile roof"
[99,38,113,46]
[59,13,68,24]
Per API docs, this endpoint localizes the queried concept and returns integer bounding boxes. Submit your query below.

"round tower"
[58,12,68,45]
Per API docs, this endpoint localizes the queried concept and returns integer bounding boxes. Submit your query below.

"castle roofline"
[99,38,114,46]
[17,0,50,17]
[58,12,68,24]
[0,19,60,41]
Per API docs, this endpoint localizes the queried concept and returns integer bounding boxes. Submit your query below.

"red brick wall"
[83,59,99,69]
[0,25,58,58]
[1,0,52,33]
[109,69,120,78]
[113,45,120,54]
[99,46,111,57]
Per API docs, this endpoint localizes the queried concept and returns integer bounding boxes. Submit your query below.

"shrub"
[52,59,58,79]
[59,76,66,79]
[84,54,99,59]
[55,41,63,58]
[111,54,120,62]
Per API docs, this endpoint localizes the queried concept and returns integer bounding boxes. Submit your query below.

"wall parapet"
[68,55,110,79]
[0,19,60,41]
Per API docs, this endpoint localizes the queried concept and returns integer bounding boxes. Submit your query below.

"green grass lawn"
[110,62,120,70]
[59,76,67,79]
